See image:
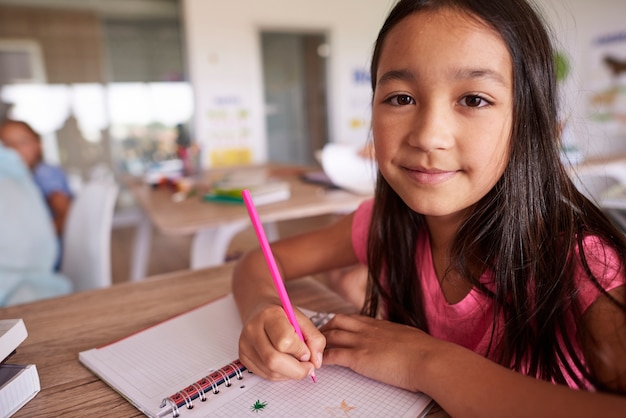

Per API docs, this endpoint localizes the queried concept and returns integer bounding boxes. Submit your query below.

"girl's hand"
[322,313,439,392]
[323,313,626,418]
[238,301,326,381]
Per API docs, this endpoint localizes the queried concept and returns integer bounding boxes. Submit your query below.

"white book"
[0,320,27,364]
[243,181,291,206]
[79,294,432,418]
[205,180,291,206]
[0,364,40,418]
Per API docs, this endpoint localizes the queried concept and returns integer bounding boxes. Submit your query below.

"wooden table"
[127,164,370,281]
[0,263,359,417]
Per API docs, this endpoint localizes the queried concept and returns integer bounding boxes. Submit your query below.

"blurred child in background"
[0,119,72,236]
[0,142,72,306]
[0,119,73,270]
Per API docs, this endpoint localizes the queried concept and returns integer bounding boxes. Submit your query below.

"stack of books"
[0,319,40,418]
[203,170,291,206]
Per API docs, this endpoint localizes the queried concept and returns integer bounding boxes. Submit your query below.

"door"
[261,31,329,165]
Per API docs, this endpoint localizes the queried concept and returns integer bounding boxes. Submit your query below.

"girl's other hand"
[322,314,438,393]
[238,302,326,381]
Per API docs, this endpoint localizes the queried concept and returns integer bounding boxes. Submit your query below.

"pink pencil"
[242,189,316,383]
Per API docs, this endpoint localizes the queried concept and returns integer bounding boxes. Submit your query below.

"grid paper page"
[175,365,431,418]
[80,296,432,418]
[79,295,242,417]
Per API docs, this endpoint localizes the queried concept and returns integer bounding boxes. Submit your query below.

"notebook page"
[79,294,243,417]
[169,365,431,418]
[80,295,433,418]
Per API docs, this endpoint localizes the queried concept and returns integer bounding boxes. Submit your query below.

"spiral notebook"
[78,294,432,417]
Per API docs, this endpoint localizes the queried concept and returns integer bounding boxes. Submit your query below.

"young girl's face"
[372,9,513,224]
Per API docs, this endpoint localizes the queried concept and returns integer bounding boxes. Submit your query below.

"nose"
[407,103,453,152]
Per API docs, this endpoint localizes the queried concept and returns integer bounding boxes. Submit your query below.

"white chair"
[60,178,119,292]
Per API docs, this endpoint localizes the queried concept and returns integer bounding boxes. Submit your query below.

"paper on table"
[79,295,433,418]
[79,296,242,417]
[320,143,376,195]
[0,364,40,418]
[0,319,27,363]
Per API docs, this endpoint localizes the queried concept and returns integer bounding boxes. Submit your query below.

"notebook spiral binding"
[160,359,248,417]
[159,312,331,417]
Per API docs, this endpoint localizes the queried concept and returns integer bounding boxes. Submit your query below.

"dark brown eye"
[388,94,415,106]
[462,95,488,108]
[397,95,413,105]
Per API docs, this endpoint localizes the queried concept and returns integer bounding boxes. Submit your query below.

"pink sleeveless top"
[352,199,625,389]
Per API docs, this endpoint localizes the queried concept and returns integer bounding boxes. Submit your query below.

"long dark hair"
[363,0,626,390]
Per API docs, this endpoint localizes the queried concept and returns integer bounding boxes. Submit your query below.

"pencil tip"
[311,374,317,383]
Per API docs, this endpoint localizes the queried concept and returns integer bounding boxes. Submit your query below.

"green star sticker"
[250,400,268,413]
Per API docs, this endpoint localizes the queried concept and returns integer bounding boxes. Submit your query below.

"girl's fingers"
[297,312,327,368]
[239,333,313,381]
[321,313,378,334]
[264,318,311,361]
[238,305,320,381]
[322,345,357,369]
[323,328,358,349]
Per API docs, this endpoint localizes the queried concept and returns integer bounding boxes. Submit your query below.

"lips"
[404,166,457,185]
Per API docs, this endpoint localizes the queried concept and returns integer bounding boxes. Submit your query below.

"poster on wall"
[344,67,372,145]
[204,95,254,167]
[585,30,626,156]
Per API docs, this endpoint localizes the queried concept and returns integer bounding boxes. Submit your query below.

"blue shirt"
[33,162,72,270]
[33,162,73,200]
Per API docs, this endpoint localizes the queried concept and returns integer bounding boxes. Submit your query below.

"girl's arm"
[582,284,626,394]
[232,212,359,381]
[322,285,626,418]
[48,190,71,235]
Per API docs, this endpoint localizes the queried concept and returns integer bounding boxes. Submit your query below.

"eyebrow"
[376,67,508,86]
[376,69,415,86]
[452,67,508,86]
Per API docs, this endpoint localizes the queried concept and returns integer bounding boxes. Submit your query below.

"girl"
[232,0,626,416]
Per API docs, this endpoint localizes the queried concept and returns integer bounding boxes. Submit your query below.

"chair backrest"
[61,178,119,292]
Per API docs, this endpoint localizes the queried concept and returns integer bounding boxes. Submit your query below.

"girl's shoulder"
[352,199,375,263]
[352,198,375,235]
[576,235,623,274]
[574,234,626,312]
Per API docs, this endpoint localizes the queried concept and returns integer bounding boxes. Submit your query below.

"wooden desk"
[128,165,370,281]
[0,263,358,417]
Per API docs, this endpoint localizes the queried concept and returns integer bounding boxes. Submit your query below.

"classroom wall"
[182,0,626,167]
[182,0,394,167]
[540,0,626,159]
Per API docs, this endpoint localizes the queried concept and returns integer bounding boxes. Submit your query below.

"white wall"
[183,0,626,167]
[539,0,626,159]
[182,0,394,167]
